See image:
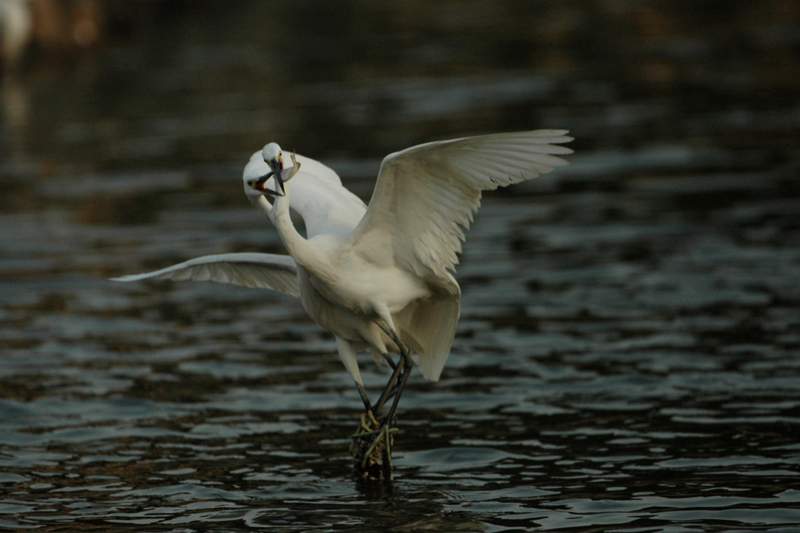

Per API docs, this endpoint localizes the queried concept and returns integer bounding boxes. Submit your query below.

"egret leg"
[356,382,378,421]
[372,320,413,417]
[334,337,379,419]
[377,327,414,421]
[355,351,412,477]
[351,379,387,477]
[380,351,413,428]
[372,354,403,416]
[382,353,398,371]
[351,321,413,479]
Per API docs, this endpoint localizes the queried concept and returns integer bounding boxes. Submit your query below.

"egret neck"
[253,194,275,224]
[272,183,324,275]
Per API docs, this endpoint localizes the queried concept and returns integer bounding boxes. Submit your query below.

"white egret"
[113,129,573,475]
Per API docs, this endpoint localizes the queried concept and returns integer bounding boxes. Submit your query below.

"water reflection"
[2,0,800,530]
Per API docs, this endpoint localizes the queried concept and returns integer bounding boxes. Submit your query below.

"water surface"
[1,1,799,530]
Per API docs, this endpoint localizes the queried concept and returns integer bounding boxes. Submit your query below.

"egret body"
[113,130,574,475]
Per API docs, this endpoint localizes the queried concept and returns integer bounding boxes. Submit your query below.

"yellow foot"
[350,412,398,480]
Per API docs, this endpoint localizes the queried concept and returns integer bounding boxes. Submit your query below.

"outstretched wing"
[351,130,573,288]
[349,130,572,381]
[111,252,300,297]
[244,151,366,238]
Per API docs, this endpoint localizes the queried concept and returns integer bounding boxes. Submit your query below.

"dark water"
[2,1,800,530]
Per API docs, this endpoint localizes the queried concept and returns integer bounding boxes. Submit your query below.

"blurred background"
[1,0,799,530]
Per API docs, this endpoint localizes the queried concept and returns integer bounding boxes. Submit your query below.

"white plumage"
[112,253,299,297]
[241,150,366,237]
[114,130,573,390]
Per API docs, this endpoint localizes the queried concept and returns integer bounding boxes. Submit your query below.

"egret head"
[242,142,287,202]
[262,142,283,170]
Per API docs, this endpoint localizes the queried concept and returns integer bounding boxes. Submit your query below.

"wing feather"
[352,129,573,287]
[395,292,460,382]
[349,129,572,380]
[111,252,300,297]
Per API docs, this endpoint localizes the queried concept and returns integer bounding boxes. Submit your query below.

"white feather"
[346,130,573,379]
[352,130,573,285]
[243,151,366,237]
[115,130,573,390]
[112,252,299,297]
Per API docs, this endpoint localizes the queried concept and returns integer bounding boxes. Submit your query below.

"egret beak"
[264,156,286,195]
[252,172,283,200]
[272,165,286,195]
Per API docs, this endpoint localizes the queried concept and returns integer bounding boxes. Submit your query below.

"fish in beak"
[250,152,300,201]
[251,171,283,201]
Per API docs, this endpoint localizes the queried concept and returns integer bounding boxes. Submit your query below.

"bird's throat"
[273,192,312,267]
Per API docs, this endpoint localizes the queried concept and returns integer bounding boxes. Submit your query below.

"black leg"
[380,352,413,428]
[356,382,378,421]
[372,319,409,417]
[352,320,414,479]
[373,355,403,416]
[382,353,398,371]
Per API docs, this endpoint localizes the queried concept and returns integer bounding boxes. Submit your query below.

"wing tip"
[558,145,575,155]
[528,128,571,137]
[109,274,145,282]
[517,129,574,148]
[549,155,572,167]
[541,133,573,145]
